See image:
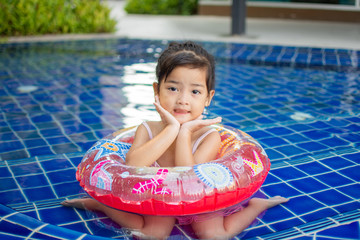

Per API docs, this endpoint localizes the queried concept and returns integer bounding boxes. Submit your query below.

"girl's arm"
[175,117,222,166]
[125,96,180,167]
[125,123,179,167]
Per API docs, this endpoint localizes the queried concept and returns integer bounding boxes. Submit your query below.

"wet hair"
[155,41,215,94]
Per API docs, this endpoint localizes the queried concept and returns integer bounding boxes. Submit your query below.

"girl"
[62,41,288,240]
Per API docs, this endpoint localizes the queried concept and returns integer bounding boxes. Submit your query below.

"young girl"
[62,41,288,240]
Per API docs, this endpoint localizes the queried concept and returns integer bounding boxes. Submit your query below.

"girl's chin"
[174,117,191,125]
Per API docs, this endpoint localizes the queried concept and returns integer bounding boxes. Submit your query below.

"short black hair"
[156,41,215,93]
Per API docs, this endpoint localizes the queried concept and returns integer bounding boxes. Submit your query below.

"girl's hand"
[153,95,180,129]
[180,116,222,134]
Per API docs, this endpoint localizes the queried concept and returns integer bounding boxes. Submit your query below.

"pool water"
[0,39,359,239]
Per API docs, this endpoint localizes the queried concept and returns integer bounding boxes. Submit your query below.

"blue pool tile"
[339,165,360,182]
[309,121,332,129]
[317,221,360,239]
[334,202,360,214]
[263,173,282,184]
[78,141,98,152]
[69,156,83,166]
[269,217,305,232]
[7,211,44,230]
[271,166,307,180]
[288,177,328,194]
[10,162,43,176]
[342,152,360,163]
[242,226,273,239]
[0,219,32,237]
[315,172,353,187]
[61,222,92,235]
[266,127,294,136]
[311,189,352,206]
[0,132,20,141]
[320,136,349,147]
[24,138,47,148]
[297,141,328,152]
[0,166,12,178]
[40,158,73,171]
[320,156,354,169]
[286,195,326,216]
[39,206,81,225]
[54,182,82,197]
[0,149,29,161]
[31,114,53,123]
[28,146,54,157]
[281,134,309,144]
[0,178,18,191]
[301,208,338,223]
[0,140,24,152]
[52,143,80,154]
[15,174,48,188]
[24,186,56,202]
[63,125,91,134]
[262,182,302,198]
[295,161,332,175]
[246,130,272,139]
[339,133,360,144]
[345,123,360,132]
[17,130,42,139]
[47,136,71,144]
[302,130,331,140]
[47,169,77,184]
[0,190,25,204]
[337,183,360,199]
[260,137,289,147]
[265,148,286,161]
[346,116,360,124]
[40,128,64,137]
[275,145,307,157]
[38,224,86,239]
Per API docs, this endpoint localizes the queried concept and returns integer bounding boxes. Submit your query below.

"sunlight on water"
[121,62,159,127]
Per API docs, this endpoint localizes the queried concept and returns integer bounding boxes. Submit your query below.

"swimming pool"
[0,39,359,239]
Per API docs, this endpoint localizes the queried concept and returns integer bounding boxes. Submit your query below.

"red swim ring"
[76,125,270,216]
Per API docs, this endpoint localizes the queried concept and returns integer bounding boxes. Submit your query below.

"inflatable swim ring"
[76,125,270,216]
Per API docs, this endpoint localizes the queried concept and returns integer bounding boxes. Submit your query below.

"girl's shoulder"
[193,126,219,142]
[142,121,162,129]
[141,121,163,136]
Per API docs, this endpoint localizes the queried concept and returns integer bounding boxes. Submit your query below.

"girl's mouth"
[174,109,189,114]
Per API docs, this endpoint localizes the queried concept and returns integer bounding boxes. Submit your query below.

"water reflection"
[120,62,159,127]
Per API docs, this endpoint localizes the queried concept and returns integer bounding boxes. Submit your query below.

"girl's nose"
[177,92,189,105]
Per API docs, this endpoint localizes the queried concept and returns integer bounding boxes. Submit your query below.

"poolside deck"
[6,0,360,50]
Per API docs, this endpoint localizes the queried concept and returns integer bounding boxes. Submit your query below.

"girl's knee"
[195,229,228,240]
[142,216,175,239]
[192,222,227,239]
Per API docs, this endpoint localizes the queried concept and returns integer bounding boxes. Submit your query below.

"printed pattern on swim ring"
[132,169,172,195]
[194,163,233,189]
[76,124,271,216]
[90,160,123,191]
[88,139,131,162]
[242,150,264,177]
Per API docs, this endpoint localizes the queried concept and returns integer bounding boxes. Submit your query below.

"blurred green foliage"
[125,0,198,15]
[0,0,117,36]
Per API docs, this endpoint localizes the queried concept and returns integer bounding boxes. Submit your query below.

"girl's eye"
[168,87,177,92]
[192,90,201,95]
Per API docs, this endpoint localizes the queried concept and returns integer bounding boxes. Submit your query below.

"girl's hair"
[156,41,215,93]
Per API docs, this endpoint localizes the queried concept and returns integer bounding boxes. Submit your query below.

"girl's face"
[154,66,215,124]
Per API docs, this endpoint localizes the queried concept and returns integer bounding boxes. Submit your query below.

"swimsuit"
[141,122,250,224]
[142,121,216,167]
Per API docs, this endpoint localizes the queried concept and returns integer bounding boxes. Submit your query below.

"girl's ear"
[205,90,215,107]
[153,82,159,96]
